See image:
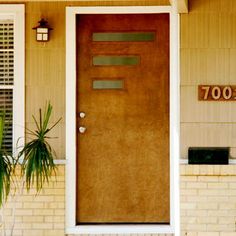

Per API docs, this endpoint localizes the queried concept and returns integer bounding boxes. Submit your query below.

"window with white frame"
[0,19,14,152]
[0,5,24,154]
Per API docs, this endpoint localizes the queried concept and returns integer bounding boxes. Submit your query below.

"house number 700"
[198,85,236,101]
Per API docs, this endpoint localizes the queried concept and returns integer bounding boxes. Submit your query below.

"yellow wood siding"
[181,0,236,159]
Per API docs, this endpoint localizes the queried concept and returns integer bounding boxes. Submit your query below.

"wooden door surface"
[76,14,169,224]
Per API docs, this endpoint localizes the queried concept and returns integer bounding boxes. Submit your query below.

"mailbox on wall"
[188,147,229,165]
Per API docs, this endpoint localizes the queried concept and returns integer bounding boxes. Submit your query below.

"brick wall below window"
[181,165,236,236]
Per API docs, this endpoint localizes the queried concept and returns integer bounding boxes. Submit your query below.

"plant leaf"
[0,113,13,207]
[19,102,59,193]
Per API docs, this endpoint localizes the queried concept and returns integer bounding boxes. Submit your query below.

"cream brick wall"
[0,166,65,236]
[181,164,236,236]
[4,164,236,236]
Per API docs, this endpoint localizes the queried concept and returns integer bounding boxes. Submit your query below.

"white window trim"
[66,5,180,235]
[0,5,25,156]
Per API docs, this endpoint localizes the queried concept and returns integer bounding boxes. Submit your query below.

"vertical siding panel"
[206,49,217,83]
[231,0,236,13]
[229,49,236,82]
[180,15,189,48]
[216,49,230,83]
[189,0,209,13]
[189,49,207,84]
[188,14,208,48]
[209,13,219,48]
[230,14,236,48]
[205,49,230,84]
[180,49,190,85]
[220,0,233,13]
[219,13,231,48]
[209,0,221,12]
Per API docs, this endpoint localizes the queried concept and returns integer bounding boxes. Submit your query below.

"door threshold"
[66,224,174,234]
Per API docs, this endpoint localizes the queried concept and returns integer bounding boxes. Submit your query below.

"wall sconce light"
[33,18,52,42]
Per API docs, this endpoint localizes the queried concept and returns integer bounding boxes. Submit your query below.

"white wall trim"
[66,6,180,235]
[170,1,180,236]
[66,225,174,235]
[54,159,67,165]
[0,5,25,157]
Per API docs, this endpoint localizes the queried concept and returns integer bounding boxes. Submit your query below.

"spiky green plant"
[0,113,12,207]
[19,103,61,192]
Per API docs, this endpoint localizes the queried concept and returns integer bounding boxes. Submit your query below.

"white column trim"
[66,6,180,235]
[170,2,180,236]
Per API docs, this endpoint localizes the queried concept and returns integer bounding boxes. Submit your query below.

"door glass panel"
[93,56,139,66]
[93,80,124,89]
[92,32,155,42]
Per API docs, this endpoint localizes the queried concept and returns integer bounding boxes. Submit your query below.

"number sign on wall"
[198,85,236,101]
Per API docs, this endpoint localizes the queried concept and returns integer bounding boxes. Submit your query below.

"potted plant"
[0,112,13,207]
[0,103,61,236]
[19,102,61,192]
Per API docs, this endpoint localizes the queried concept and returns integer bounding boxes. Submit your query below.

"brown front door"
[76,14,169,224]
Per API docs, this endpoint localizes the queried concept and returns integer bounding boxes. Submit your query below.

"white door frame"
[66,5,180,235]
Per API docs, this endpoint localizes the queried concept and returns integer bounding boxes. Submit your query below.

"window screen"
[0,20,14,153]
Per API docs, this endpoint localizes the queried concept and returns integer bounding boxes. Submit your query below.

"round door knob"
[79,126,86,134]
[79,112,86,118]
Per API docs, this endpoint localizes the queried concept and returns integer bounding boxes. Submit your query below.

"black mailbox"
[188,147,229,165]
